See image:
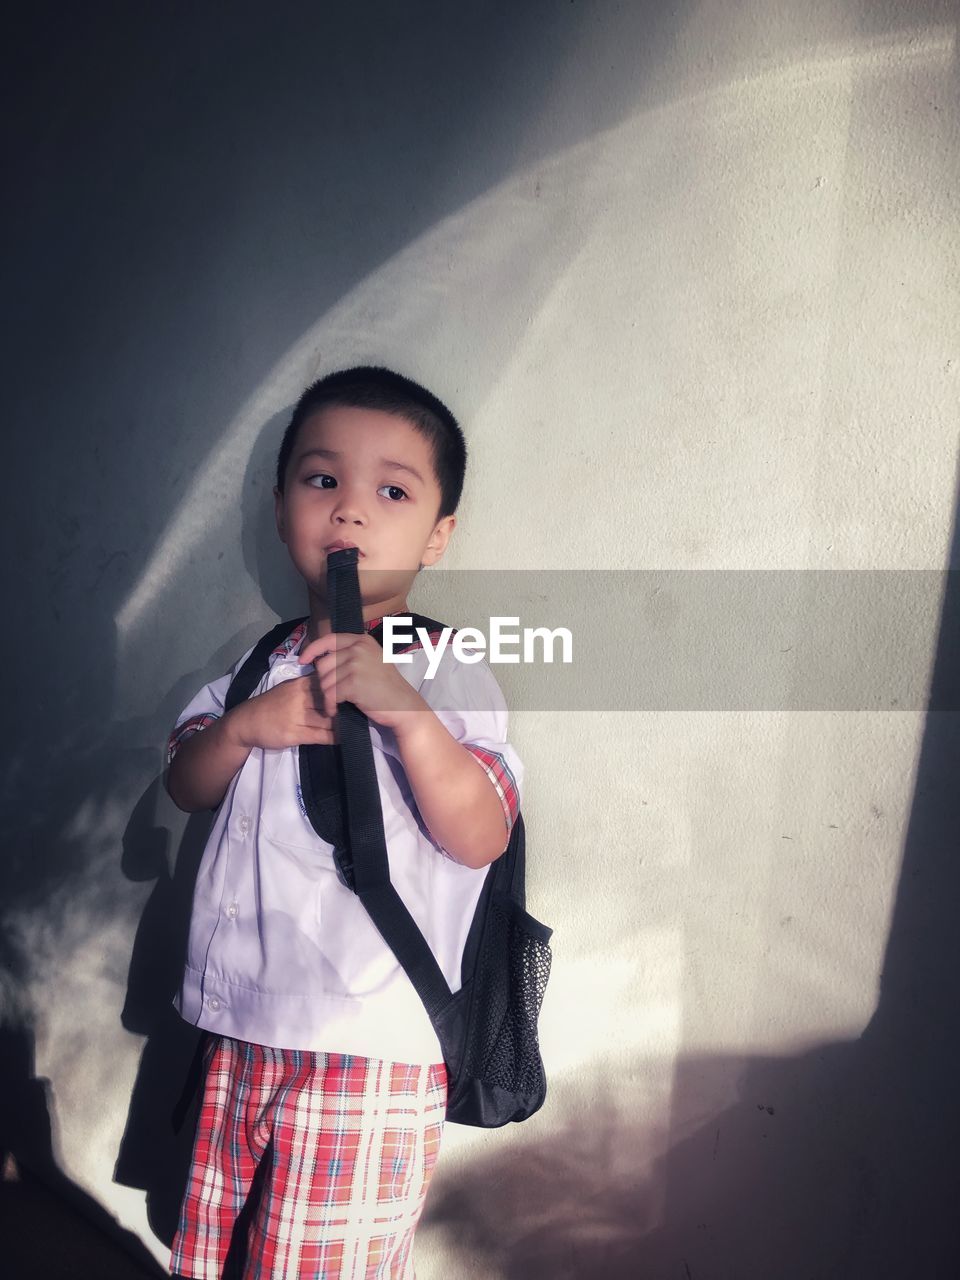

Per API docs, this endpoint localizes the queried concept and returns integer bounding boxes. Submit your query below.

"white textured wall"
[2,2,958,1276]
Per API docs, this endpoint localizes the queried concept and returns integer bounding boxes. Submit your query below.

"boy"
[166,366,522,1279]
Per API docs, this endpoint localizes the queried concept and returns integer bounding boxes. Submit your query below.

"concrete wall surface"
[1,1,958,1276]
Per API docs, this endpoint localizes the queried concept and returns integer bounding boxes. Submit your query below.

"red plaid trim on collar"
[271,612,426,660]
[270,620,307,658]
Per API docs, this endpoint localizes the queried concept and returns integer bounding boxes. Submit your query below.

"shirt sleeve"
[167,642,257,765]
[414,647,524,852]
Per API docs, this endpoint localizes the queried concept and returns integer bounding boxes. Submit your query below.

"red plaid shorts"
[170,1037,448,1280]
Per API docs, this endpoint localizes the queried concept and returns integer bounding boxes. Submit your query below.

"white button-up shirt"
[168,616,523,1065]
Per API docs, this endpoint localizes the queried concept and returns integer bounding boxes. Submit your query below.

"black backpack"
[219,563,552,1127]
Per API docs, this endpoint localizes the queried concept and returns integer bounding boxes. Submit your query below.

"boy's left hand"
[299,633,425,730]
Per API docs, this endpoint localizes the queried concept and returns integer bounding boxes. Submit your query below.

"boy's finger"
[300,632,363,666]
[308,687,326,716]
[301,670,323,710]
[315,669,339,718]
[301,711,334,738]
[299,639,332,666]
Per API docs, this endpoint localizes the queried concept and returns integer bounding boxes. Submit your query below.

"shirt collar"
[271,611,411,660]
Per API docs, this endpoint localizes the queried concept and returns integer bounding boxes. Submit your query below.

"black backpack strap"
[325,550,455,1019]
[297,610,453,885]
[223,617,308,712]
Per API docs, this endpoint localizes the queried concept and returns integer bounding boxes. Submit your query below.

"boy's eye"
[306,473,337,489]
[377,484,408,502]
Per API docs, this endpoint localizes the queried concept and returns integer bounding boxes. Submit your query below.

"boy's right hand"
[225,670,337,751]
[167,670,336,814]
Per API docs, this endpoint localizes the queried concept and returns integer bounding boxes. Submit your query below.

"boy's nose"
[331,491,367,525]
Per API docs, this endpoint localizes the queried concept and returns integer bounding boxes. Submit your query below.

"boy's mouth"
[324,540,364,556]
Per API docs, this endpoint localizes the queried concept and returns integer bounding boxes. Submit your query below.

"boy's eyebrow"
[297,448,425,486]
[297,447,342,467]
[380,458,425,485]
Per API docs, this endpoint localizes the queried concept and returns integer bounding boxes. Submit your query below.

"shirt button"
[207,996,221,1012]
[226,901,239,919]
[238,815,251,836]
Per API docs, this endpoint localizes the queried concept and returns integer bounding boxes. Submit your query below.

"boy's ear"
[273,486,287,544]
[420,515,456,567]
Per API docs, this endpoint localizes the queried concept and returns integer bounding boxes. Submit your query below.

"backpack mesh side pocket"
[461,891,553,1097]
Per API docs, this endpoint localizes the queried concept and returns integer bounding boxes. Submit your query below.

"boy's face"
[274,404,455,614]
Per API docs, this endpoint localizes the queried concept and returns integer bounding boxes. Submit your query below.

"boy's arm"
[391,707,511,869]
[166,708,254,813]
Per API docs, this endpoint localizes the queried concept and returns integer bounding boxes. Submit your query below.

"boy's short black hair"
[276,365,467,520]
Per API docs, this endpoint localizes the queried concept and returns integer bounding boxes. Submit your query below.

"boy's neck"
[305,596,411,645]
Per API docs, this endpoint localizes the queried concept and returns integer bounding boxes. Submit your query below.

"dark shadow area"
[0,1024,165,1279]
[220,1138,274,1280]
[242,406,305,619]
[113,779,214,1247]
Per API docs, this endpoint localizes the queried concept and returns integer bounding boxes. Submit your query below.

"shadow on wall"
[113,779,214,1248]
[0,729,214,1277]
[0,1024,165,1279]
[0,747,216,1276]
[0,402,298,1266]
[424,1031,955,1278]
